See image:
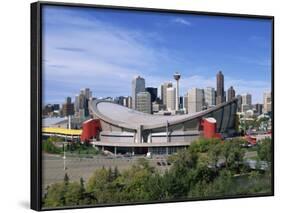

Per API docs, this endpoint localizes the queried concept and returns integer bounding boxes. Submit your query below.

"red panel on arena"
[81,119,101,142]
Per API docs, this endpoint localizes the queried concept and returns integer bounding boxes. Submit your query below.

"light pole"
[63,136,67,170]
[173,72,181,111]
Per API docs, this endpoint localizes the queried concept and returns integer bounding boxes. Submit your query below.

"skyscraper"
[83,88,92,99]
[242,93,252,105]
[236,95,242,112]
[241,93,252,113]
[74,94,79,113]
[204,87,216,107]
[74,88,93,117]
[114,96,125,106]
[166,87,176,111]
[123,96,133,108]
[184,93,188,113]
[216,71,225,105]
[132,76,145,109]
[145,87,157,102]
[255,104,263,115]
[136,92,151,114]
[179,96,183,109]
[227,86,236,102]
[161,82,173,110]
[263,92,272,113]
[188,88,204,113]
[62,97,74,116]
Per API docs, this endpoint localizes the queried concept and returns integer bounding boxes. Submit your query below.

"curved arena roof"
[89,99,237,130]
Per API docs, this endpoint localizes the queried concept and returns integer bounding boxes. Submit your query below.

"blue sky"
[42,5,272,105]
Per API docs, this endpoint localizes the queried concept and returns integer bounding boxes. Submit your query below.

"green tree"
[64,182,82,206]
[64,173,69,185]
[42,138,62,154]
[208,143,222,168]
[257,138,272,162]
[44,183,66,207]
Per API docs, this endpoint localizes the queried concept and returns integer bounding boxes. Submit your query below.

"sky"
[42,5,272,105]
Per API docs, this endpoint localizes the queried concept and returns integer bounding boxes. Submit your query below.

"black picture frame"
[31,1,274,211]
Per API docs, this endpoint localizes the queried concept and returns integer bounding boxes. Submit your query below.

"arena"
[87,99,238,155]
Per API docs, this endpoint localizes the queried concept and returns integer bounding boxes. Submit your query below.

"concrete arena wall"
[100,131,135,143]
[99,130,200,143]
[151,132,200,143]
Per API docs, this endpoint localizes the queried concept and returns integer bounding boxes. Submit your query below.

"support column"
[137,125,143,143]
[114,146,117,156]
[132,147,135,156]
[148,132,152,143]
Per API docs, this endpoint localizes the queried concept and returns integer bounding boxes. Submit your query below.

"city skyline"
[42,5,272,104]
[43,73,270,107]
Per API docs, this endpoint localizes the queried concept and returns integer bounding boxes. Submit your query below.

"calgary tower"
[173,72,181,111]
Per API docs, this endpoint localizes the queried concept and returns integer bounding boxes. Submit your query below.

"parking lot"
[42,153,171,189]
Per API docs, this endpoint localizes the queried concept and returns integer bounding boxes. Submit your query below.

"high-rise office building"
[188,88,204,113]
[75,88,92,117]
[236,95,242,112]
[255,104,263,115]
[161,82,173,110]
[166,87,176,111]
[83,88,92,99]
[79,92,89,116]
[145,87,157,102]
[62,97,74,116]
[242,93,252,105]
[123,96,132,108]
[74,95,79,113]
[263,92,272,113]
[241,104,252,113]
[152,102,161,113]
[136,92,151,114]
[114,96,125,106]
[179,96,183,109]
[241,93,252,113]
[204,87,216,107]
[227,86,236,102]
[132,76,145,109]
[216,71,225,105]
[184,93,188,113]
[128,96,132,108]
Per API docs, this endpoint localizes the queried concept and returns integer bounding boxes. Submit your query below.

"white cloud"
[42,8,270,105]
[42,8,186,103]
[172,18,192,26]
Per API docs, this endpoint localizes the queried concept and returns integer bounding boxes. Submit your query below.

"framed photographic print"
[31,1,274,211]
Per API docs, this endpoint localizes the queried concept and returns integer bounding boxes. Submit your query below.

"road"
[42,150,258,189]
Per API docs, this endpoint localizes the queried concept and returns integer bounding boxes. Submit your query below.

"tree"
[79,177,85,195]
[42,138,62,154]
[86,167,111,203]
[221,142,232,169]
[228,145,245,173]
[64,173,69,185]
[208,143,222,168]
[64,182,81,206]
[113,166,120,180]
[257,138,272,162]
[43,183,66,207]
